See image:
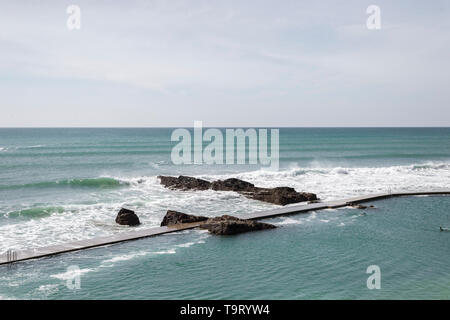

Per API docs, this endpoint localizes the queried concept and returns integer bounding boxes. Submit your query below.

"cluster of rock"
[157,175,317,206]
[115,176,317,235]
[115,208,275,236]
[160,210,276,235]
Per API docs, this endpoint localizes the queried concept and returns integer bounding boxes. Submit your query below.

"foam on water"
[0,161,449,252]
[50,268,94,281]
[96,230,209,269]
[274,217,304,225]
[101,251,149,264]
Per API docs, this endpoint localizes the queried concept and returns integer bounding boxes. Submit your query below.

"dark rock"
[211,178,255,192]
[157,175,211,190]
[199,215,276,235]
[249,187,317,205]
[348,202,368,209]
[115,208,140,226]
[160,210,208,226]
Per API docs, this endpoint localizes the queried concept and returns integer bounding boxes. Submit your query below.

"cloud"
[0,0,449,126]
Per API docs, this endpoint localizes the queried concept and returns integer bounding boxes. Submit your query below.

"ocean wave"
[0,177,128,191]
[0,145,46,152]
[243,161,450,178]
[153,249,177,255]
[411,163,449,170]
[18,145,46,149]
[1,161,449,252]
[7,206,65,218]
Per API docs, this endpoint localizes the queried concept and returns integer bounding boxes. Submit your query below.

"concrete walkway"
[1,190,449,266]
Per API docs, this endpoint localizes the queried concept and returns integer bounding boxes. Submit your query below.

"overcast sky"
[0,0,449,127]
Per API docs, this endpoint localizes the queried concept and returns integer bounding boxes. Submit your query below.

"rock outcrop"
[211,178,255,192]
[160,210,276,235]
[249,186,317,205]
[199,215,276,235]
[115,208,141,226]
[158,175,211,191]
[157,176,317,206]
[160,210,208,226]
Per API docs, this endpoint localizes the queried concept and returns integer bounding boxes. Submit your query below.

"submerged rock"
[160,210,208,226]
[157,175,317,206]
[347,202,376,209]
[115,208,141,226]
[200,215,277,235]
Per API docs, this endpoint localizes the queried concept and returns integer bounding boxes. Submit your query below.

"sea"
[0,127,449,299]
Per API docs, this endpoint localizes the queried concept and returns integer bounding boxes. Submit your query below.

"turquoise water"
[1,128,450,299]
[1,196,449,299]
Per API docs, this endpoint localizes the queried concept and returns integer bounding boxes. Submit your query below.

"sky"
[0,0,449,127]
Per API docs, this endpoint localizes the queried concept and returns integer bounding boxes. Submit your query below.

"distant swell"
[0,177,128,191]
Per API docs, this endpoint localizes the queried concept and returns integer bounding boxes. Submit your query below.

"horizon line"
[0,126,449,129]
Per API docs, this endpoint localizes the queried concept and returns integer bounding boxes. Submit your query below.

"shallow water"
[1,196,449,299]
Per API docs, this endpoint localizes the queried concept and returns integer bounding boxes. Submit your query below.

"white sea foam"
[1,161,449,252]
[154,249,176,255]
[35,284,60,298]
[99,234,208,267]
[275,217,303,225]
[176,242,196,248]
[17,144,46,149]
[102,251,149,264]
[50,268,94,281]
[202,161,450,201]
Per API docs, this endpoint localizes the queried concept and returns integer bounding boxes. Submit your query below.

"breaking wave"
[0,177,128,191]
